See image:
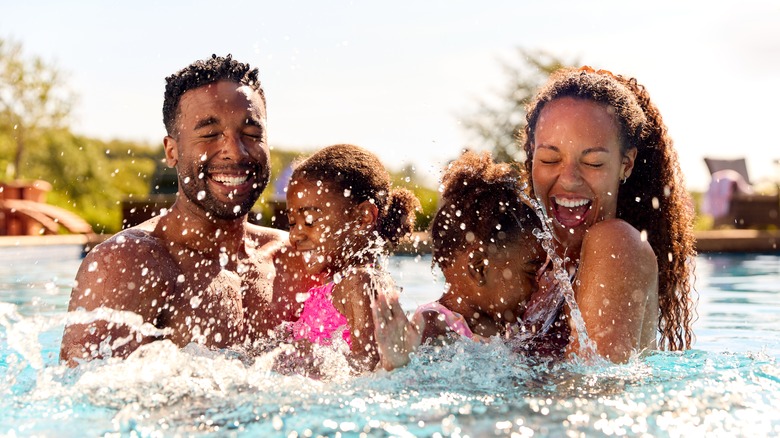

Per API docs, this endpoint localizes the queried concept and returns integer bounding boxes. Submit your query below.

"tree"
[0,38,73,180]
[461,48,576,163]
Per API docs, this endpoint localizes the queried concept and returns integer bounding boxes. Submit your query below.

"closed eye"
[583,161,604,168]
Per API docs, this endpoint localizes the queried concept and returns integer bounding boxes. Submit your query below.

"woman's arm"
[567,219,659,363]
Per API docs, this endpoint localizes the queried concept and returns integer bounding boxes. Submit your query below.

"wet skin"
[438,236,544,338]
[60,81,312,366]
[531,97,658,362]
[286,176,380,371]
[372,232,545,371]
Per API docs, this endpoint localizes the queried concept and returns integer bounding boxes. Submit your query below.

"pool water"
[1,245,779,436]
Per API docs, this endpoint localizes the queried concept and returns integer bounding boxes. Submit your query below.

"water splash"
[518,192,599,361]
[0,303,172,371]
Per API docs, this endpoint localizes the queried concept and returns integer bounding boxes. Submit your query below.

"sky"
[2,0,780,191]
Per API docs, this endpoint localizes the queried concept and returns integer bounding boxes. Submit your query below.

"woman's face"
[531,97,636,252]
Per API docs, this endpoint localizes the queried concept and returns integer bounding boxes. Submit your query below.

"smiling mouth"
[552,197,591,228]
[210,173,251,187]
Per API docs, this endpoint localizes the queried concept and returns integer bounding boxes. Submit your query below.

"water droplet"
[197,191,206,200]
[177,274,185,283]
[88,262,98,272]
[233,205,241,214]
[190,295,203,308]
[459,223,466,230]
[343,189,351,197]
[184,176,191,184]
[219,252,229,267]
[116,235,126,244]
[44,282,58,295]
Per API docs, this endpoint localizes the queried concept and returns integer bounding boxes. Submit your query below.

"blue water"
[1,245,779,436]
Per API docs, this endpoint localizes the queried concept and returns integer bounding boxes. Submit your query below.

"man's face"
[164,80,270,220]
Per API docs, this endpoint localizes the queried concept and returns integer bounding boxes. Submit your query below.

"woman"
[522,66,696,362]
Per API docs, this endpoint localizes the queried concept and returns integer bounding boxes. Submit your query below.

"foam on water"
[2,315,779,436]
[2,246,780,436]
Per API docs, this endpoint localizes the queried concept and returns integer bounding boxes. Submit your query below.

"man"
[60,55,311,365]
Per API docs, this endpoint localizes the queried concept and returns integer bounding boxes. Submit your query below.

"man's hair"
[162,54,265,136]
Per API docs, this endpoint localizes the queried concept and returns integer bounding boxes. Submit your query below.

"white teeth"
[555,198,590,208]
[212,174,248,186]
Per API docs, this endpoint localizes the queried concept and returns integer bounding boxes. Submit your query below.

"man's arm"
[59,232,175,366]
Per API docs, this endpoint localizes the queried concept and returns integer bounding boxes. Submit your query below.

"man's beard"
[178,162,270,220]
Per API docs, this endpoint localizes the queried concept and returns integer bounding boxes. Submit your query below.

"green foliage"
[25,129,160,233]
[0,38,73,179]
[0,37,442,235]
[391,164,438,231]
[461,48,576,163]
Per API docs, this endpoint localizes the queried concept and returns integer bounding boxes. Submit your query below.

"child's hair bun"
[379,187,421,247]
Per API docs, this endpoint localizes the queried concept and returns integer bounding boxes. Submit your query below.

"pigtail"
[377,187,421,248]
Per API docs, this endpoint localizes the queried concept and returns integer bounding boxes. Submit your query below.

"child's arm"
[335,271,380,372]
[372,289,423,371]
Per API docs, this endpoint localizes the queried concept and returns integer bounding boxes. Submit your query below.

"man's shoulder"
[86,226,174,268]
[245,222,288,241]
[245,223,291,255]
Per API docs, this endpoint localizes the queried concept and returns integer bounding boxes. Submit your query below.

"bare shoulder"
[71,227,177,312]
[244,224,314,323]
[581,219,656,271]
[245,223,289,253]
[245,223,308,286]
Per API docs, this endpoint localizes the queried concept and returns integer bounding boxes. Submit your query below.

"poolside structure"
[703,157,780,229]
[0,180,93,236]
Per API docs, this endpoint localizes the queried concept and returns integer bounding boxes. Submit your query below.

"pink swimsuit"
[292,282,352,347]
[413,302,479,341]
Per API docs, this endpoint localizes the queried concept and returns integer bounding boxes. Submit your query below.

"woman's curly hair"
[521,67,697,351]
[431,150,541,269]
[292,144,421,248]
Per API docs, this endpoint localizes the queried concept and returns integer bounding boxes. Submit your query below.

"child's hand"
[370,287,422,371]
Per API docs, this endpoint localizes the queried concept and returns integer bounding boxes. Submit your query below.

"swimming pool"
[1,245,779,436]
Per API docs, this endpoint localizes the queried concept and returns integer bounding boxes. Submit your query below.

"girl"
[284,144,420,373]
[373,151,551,370]
[522,66,696,362]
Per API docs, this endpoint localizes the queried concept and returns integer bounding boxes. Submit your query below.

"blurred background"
[1,0,779,234]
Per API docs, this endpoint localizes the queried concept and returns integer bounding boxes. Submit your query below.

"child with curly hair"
[373,151,551,370]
